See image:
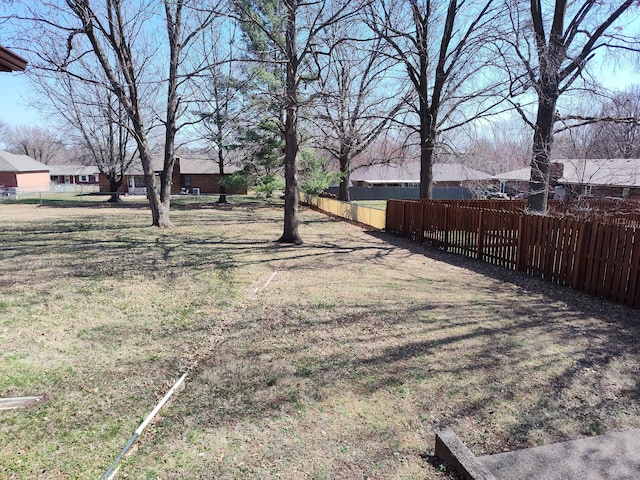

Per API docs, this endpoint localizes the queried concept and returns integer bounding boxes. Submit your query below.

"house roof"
[0,45,27,72]
[177,158,242,175]
[493,167,532,182]
[49,164,100,176]
[558,159,640,187]
[123,157,242,176]
[350,161,492,184]
[0,151,49,172]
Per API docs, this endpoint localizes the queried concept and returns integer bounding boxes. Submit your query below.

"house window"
[64,175,71,184]
[184,176,191,187]
[79,175,89,182]
[95,174,100,182]
[129,176,146,188]
[622,187,630,199]
[584,185,592,196]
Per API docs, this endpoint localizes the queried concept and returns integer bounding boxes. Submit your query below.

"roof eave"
[0,46,27,72]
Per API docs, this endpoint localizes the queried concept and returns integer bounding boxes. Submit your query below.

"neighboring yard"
[1,195,640,479]
[351,200,388,210]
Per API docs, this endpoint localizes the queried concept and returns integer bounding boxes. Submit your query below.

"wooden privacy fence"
[300,193,386,229]
[386,199,640,309]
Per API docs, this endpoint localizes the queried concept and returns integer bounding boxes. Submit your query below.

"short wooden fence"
[300,193,386,230]
[386,199,640,309]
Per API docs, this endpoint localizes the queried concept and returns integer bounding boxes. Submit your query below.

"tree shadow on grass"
[174,276,640,456]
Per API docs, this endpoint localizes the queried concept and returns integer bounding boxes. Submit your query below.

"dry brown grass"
[1,196,639,479]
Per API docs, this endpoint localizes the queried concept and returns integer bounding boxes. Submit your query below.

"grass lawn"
[351,200,388,210]
[1,195,639,479]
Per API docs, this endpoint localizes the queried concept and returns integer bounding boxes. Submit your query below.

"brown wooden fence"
[386,199,640,309]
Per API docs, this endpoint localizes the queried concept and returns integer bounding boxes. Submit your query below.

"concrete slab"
[435,429,497,480]
[478,429,640,480]
[0,396,42,410]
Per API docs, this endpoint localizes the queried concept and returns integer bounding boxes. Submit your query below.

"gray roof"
[124,157,241,176]
[48,164,100,176]
[0,150,50,173]
[178,158,242,175]
[493,167,532,182]
[558,159,640,187]
[350,161,492,183]
[493,159,640,187]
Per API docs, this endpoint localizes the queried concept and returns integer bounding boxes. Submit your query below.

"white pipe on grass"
[253,271,277,293]
[100,372,188,480]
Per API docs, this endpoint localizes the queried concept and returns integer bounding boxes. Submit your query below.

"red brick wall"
[0,172,17,187]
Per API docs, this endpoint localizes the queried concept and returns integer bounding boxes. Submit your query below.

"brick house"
[496,160,640,200]
[557,159,640,200]
[0,150,50,194]
[100,157,246,195]
[494,162,565,198]
[50,165,101,189]
[174,158,245,195]
[350,161,492,187]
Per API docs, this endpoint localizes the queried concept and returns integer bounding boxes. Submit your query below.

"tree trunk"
[338,151,350,201]
[279,106,302,244]
[528,92,558,213]
[139,149,172,228]
[278,0,302,244]
[217,144,227,203]
[418,103,435,199]
[107,175,122,203]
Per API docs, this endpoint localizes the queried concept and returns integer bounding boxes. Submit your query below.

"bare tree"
[9,0,217,227]
[585,86,640,159]
[4,124,64,164]
[462,118,532,174]
[311,22,406,201]
[367,0,503,199]
[36,72,138,202]
[501,0,639,212]
[190,22,249,204]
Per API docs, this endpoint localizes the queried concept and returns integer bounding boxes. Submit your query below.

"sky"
[0,48,638,130]
[0,72,41,126]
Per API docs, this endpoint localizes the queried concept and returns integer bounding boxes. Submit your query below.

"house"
[173,158,245,195]
[0,150,50,194]
[49,165,101,191]
[495,159,640,200]
[349,162,492,187]
[333,161,492,200]
[557,158,640,200]
[493,162,565,197]
[493,166,534,197]
[0,45,27,72]
[101,157,246,195]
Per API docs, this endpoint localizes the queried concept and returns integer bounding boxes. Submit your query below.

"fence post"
[418,202,425,242]
[571,221,591,291]
[477,210,484,261]
[515,214,526,272]
[444,205,449,250]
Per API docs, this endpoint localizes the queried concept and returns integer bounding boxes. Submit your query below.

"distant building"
[494,159,640,200]
[349,162,492,187]
[558,159,640,200]
[0,151,50,194]
[100,157,246,195]
[325,161,493,200]
[49,165,101,189]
